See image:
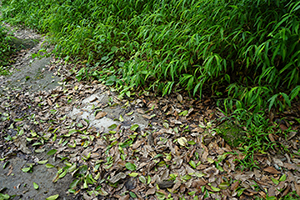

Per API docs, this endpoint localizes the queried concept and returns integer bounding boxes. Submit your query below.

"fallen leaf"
[46,194,59,200]
[178,137,188,146]
[33,182,39,190]
[263,166,280,174]
[230,181,240,191]
[146,187,156,196]
[157,180,174,189]
[109,172,126,184]
[295,183,300,196]
[95,111,107,119]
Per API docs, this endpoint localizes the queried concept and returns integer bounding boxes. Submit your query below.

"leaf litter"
[0,60,300,199]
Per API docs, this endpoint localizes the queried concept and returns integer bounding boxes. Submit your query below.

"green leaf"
[45,164,55,168]
[46,194,59,200]
[139,176,147,184]
[128,172,139,177]
[181,174,192,181]
[153,154,163,159]
[3,161,9,169]
[194,172,206,178]
[163,123,169,128]
[125,162,136,171]
[268,94,279,111]
[22,167,31,173]
[279,174,286,182]
[0,193,10,199]
[33,182,39,190]
[69,179,80,189]
[47,149,57,156]
[119,115,124,122]
[189,160,196,169]
[126,111,134,116]
[208,183,220,191]
[108,124,117,130]
[210,185,220,192]
[37,160,48,164]
[130,124,139,131]
[179,110,188,116]
[59,169,67,178]
[207,157,214,163]
[219,182,230,190]
[271,177,279,185]
[129,191,137,198]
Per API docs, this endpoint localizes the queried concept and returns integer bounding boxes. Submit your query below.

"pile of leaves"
[1,58,300,199]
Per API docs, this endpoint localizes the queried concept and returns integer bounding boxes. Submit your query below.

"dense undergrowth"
[0,23,13,75]
[1,0,300,169]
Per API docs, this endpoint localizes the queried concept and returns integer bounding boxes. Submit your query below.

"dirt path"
[0,24,300,200]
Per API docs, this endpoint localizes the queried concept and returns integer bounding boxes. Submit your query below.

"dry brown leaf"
[145,187,156,196]
[132,140,144,149]
[95,111,107,119]
[286,171,296,182]
[295,183,300,196]
[187,108,194,116]
[177,94,183,103]
[118,195,130,200]
[279,124,288,131]
[142,115,152,119]
[230,180,240,191]
[7,165,13,176]
[34,97,40,103]
[109,172,126,184]
[268,187,276,197]
[263,166,280,174]
[282,185,291,197]
[268,134,275,142]
[283,163,300,171]
[47,98,52,106]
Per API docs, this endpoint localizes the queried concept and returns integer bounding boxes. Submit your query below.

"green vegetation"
[0,24,13,75]
[1,0,300,168]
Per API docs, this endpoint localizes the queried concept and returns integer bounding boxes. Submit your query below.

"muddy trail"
[1,24,300,200]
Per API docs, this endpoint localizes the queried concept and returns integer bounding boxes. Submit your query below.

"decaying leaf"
[177,137,187,146]
[263,166,280,174]
[95,111,107,119]
[109,172,126,184]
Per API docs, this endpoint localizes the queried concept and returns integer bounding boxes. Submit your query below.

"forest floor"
[0,24,300,200]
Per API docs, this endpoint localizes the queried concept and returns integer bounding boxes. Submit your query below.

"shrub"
[1,0,300,111]
[0,24,13,75]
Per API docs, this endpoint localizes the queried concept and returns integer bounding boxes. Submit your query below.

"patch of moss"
[217,120,245,147]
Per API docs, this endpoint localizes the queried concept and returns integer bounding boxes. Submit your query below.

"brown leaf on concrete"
[95,111,107,119]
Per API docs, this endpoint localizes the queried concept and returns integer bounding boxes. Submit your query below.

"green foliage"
[0,23,13,75]
[2,0,299,111]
